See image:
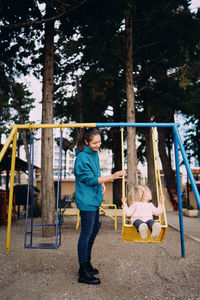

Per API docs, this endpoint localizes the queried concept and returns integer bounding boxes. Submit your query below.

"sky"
[28,75,42,123]
[25,0,200,123]
[190,0,200,11]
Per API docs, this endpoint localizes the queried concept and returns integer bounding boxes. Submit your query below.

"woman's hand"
[102,183,106,195]
[112,170,126,180]
[98,170,126,184]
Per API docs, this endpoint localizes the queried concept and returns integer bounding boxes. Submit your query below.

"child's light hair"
[128,185,151,205]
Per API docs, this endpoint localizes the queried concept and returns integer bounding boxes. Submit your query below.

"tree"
[125,11,137,193]
[2,0,199,213]
[9,82,35,184]
[0,0,42,144]
[181,62,200,165]
[0,73,11,141]
[41,3,55,237]
[40,1,90,234]
[54,0,127,206]
[1,0,89,234]
[53,0,200,205]
[132,0,200,200]
[48,0,200,208]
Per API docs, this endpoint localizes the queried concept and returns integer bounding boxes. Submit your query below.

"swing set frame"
[24,129,63,249]
[0,122,199,257]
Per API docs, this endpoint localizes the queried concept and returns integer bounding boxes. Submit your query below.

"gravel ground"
[0,216,200,300]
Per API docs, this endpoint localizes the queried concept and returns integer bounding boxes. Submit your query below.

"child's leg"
[147,219,161,239]
[138,223,148,239]
[133,219,148,240]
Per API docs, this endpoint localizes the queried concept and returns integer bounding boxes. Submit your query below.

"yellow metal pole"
[152,128,167,227]
[114,204,117,230]
[0,127,17,163]
[10,123,97,129]
[121,128,126,226]
[6,129,17,254]
[76,210,80,230]
[152,128,160,199]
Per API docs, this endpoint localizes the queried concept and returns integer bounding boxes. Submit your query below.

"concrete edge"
[168,223,200,243]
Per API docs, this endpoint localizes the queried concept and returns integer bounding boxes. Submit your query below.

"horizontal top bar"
[96,122,179,128]
[10,122,179,129]
[10,123,97,129]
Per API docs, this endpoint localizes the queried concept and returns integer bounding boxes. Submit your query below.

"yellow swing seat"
[122,225,167,243]
[122,214,168,243]
[121,127,168,243]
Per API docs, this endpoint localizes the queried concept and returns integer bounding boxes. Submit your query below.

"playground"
[0,122,200,299]
[1,1,200,297]
[0,214,200,300]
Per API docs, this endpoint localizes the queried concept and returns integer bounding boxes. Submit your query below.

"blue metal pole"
[24,132,34,248]
[173,125,200,210]
[59,130,63,246]
[96,122,178,128]
[55,130,63,247]
[173,126,185,258]
[24,139,31,248]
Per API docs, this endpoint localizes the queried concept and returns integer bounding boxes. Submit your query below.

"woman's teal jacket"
[74,145,103,211]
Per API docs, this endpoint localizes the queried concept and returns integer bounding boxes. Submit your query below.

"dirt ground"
[0,215,200,300]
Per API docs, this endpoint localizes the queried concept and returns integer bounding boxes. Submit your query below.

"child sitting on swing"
[121,185,164,240]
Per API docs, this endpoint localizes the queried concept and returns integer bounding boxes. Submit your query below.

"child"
[121,185,164,240]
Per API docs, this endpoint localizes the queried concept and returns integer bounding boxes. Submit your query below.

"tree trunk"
[197,120,200,165]
[157,127,177,194]
[125,15,137,193]
[111,84,123,207]
[41,4,55,237]
[112,127,122,207]
[144,101,157,205]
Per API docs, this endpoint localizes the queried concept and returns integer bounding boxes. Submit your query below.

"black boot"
[78,263,100,285]
[87,258,99,275]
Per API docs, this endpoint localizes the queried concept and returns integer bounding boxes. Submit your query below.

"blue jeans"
[78,209,101,263]
[133,219,154,232]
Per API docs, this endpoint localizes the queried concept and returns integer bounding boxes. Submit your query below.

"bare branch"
[0,0,88,30]
[135,66,186,94]
[135,84,149,94]
[138,41,161,50]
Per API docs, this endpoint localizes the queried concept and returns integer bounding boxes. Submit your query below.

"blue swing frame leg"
[173,125,200,209]
[173,126,185,258]
[173,124,200,258]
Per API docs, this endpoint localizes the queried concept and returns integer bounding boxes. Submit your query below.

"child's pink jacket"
[124,202,163,223]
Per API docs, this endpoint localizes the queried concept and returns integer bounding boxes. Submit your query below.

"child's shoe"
[138,223,148,239]
[151,222,161,240]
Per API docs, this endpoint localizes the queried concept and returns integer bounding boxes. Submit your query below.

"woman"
[74,127,126,285]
